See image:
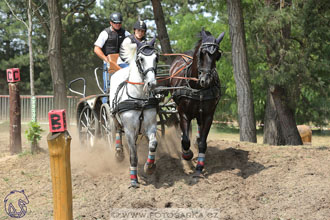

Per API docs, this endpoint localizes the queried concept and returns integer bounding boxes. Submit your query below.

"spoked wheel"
[100,103,116,149]
[157,99,181,138]
[78,105,99,148]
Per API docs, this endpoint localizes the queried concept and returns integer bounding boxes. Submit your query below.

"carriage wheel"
[78,105,99,148]
[157,98,181,138]
[100,103,116,149]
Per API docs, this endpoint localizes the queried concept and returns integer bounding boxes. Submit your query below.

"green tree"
[246,0,329,144]
[0,1,30,94]
[294,1,330,126]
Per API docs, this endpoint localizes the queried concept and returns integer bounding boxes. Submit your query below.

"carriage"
[68,29,225,187]
[68,53,179,149]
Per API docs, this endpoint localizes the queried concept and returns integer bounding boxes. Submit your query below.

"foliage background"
[0,0,328,126]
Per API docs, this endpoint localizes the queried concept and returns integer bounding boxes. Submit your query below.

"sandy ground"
[0,124,330,220]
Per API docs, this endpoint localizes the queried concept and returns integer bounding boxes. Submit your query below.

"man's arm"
[94,30,109,63]
[94,46,109,63]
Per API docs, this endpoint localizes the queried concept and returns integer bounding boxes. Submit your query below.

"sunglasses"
[113,22,122,24]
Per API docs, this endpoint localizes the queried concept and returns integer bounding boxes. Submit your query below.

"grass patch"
[213,123,240,134]
[312,129,330,136]
[18,150,32,158]
[0,121,10,129]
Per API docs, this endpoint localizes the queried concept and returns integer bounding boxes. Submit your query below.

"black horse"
[169,28,225,176]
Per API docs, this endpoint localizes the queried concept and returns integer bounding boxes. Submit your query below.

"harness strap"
[112,98,159,135]
[156,60,198,83]
[112,81,128,112]
[125,79,144,85]
[125,68,156,85]
[125,54,197,85]
[138,108,144,134]
[161,53,193,60]
[112,98,159,114]
[199,93,203,122]
[173,85,221,103]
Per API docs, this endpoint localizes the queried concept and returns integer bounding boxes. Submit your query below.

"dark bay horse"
[169,29,225,177]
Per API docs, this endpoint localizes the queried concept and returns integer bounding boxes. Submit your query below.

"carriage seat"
[107,54,122,74]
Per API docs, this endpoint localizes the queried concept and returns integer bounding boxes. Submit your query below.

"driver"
[94,12,130,100]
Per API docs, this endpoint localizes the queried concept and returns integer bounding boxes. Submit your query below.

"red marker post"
[7,68,22,154]
[7,68,21,83]
[48,109,67,133]
[47,109,73,220]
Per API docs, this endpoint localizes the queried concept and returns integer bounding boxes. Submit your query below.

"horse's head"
[133,37,159,93]
[197,29,225,87]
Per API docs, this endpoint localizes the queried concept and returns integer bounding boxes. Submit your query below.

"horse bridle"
[135,45,159,77]
[113,45,159,109]
[197,42,221,76]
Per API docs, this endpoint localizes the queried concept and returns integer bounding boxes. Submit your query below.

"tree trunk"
[9,83,22,154]
[271,86,303,145]
[28,0,34,98]
[263,0,302,145]
[28,0,37,124]
[47,0,67,110]
[263,89,285,145]
[151,0,173,64]
[227,0,257,143]
[31,140,43,154]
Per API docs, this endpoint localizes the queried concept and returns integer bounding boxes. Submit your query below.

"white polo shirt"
[94,27,130,65]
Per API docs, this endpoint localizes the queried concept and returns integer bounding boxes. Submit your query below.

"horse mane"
[120,39,137,64]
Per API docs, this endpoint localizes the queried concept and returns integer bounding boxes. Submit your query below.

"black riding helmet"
[133,21,147,31]
[110,12,123,24]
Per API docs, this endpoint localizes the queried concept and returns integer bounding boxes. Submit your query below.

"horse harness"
[111,45,159,134]
[172,84,221,103]
[197,42,221,77]
[111,81,159,134]
[172,41,222,119]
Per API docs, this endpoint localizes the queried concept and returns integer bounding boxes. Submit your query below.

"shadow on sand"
[139,135,265,189]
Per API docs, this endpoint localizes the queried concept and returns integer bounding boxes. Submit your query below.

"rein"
[125,80,144,85]
[156,61,198,82]
[123,42,221,85]
[156,54,198,82]
[125,48,157,85]
[161,53,193,60]
[125,53,198,85]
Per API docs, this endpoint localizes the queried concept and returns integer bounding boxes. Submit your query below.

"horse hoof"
[192,171,204,179]
[144,162,156,175]
[115,148,125,162]
[182,150,194,161]
[129,181,140,188]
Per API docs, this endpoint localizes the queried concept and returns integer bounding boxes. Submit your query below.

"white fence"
[0,95,79,122]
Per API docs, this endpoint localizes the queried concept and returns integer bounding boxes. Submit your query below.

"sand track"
[0,129,329,220]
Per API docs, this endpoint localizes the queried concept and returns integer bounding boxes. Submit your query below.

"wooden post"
[47,131,73,220]
[7,68,22,154]
[47,109,72,220]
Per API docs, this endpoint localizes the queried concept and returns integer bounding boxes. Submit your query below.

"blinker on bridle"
[197,42,221,76]
[136,45,159,76]
[200,42,219,54]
